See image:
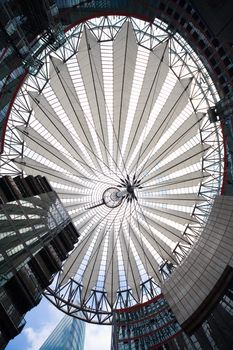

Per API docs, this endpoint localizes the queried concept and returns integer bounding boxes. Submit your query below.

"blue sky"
[6,297,112,350]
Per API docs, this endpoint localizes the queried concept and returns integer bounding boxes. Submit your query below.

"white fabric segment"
[104,226,119,306]
[136,218,178,264]
[119,226,141,301]
[59,224,98,285]
[144,143,210,183]
[28,91,93,175]
[54,189,88,198]
[16,126,83,177]
[62,201,89,212]
[143,170,210,190]
[129,78,192,173]
[124,42,169,164]
[143,205,198,225]
[77,27,109,168]
[139,193,205,206]
[139,208,190,243]
[13,156,85,188]
[129,224,161,283]
[81,224,107,302]
[49,56,101,171]
[142,205,198,226]
[112,21,138,166]
[144,112,204,169]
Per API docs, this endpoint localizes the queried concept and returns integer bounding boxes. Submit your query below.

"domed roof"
[2,16,223,323]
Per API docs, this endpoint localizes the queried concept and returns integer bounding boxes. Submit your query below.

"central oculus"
[103,175,142,208]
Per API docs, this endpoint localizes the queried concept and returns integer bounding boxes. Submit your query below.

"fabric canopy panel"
[2,16,223,321]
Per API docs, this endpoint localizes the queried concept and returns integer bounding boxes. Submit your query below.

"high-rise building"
[38,315,85,350]
[0,175,80,349]
[0,1,233,350]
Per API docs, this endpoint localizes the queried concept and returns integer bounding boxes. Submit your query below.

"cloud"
[24,325,55,350]
[84,324,112,350]
[23,298,112,350]
[23,302,63,350]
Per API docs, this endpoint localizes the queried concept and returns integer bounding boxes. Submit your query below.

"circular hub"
[103,187,123,208]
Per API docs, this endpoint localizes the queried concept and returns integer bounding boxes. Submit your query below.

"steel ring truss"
[0,16,224,324]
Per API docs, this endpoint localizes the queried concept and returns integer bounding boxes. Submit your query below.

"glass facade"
[112,278,233,350]
[112,295,182,350]
[0,186,70,286]
[39,315,85,350]
[190,278,233,350]
[0,175,80,349]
